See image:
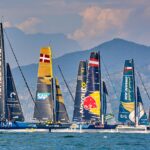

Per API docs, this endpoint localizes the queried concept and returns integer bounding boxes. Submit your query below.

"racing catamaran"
[117,59,149,131]
[71,51,116,130]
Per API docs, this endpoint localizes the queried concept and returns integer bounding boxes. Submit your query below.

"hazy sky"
[1,0,150,49]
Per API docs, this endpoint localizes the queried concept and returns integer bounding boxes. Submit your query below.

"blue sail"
[83,52,101,121]
[137,87,148,125]
[102,81,108,116]
[118,59,136,124]
[73,61,87,122]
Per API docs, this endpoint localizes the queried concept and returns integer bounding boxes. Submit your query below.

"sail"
[6,63,24,121]
[55,78,69,123]
[83,52,101,121]
[137,87,148,125]
[33,47,54,121]
[118,59,136,124]
[0,23,7,120]
[102,81,108,116]
[73,61,87,122]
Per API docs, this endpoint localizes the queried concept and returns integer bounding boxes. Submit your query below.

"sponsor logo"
[37,93,50,100]
[125,77,131,100]
[83,96,97,110]
[80,82,86,117]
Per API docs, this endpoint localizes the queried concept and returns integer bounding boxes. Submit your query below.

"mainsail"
[0,23,7,120]
[118,59,136,124]
[83,52,101,121]
[6,63,24,121]
[55,78,69,123]
[33,47,54,121]
[73,61,87,122]
[137,86,148,125]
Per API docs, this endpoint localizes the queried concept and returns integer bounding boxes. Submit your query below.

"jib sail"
[55,78,69,123]
[6,63,24,121]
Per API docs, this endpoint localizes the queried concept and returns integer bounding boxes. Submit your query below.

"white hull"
[0,128,50,133]
[51,125,150,134]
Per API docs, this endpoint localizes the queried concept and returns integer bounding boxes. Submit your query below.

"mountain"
[4,27,81,68]
[12,38,150,121]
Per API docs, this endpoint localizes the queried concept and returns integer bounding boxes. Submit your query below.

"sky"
[1,0,150,50]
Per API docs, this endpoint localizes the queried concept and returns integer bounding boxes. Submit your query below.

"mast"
[98,51,103,125]
[132,59,138,127]
[0,23,7,120]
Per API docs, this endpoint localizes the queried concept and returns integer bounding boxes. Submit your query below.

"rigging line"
[101,57,119,99]
[135,67,150,102]
[58,65,75,102]
[4,29,41,122]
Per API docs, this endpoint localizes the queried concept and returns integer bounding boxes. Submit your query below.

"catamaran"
[71,51,116,130]
[33,47,70,130]
[0,23,46,132]
[117,59,149,132]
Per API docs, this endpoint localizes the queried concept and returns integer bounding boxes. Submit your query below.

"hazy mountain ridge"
[12,38,150,121]
[5,27,81,68]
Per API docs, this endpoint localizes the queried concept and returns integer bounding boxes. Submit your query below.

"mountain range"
[11,38,150,121]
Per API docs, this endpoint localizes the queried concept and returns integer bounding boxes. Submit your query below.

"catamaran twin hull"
[50,127,150,134]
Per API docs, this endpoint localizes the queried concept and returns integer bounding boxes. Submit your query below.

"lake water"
[0,132,149,150]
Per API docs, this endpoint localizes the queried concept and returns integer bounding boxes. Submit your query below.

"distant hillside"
[12,38,150,121]
[5,27,81,67]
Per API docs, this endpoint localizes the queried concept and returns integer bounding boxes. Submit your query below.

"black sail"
[73,61,87,122]
[0,23,7,120]
[6,63,24,121]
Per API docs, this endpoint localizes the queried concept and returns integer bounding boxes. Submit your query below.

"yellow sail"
[55,78,69,122]
[38,47,53,83]
[55,78,64,104]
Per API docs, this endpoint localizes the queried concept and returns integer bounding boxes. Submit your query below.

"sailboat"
[0,23,37,131]
[33,47,70,129]
[0,23,24,125]
[117,59,149,131]
[72,51,116,130]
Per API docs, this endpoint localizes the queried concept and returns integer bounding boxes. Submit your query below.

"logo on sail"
[84,95,97,110]
[37,93,50,100]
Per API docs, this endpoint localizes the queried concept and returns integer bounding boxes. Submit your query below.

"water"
[0,133,149,150]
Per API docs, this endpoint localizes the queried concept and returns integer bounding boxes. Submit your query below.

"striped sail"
[6,63,24,121]
[118,59,136,124]
[73,61,87,122]
[83,52,101,121]
[55,78,69,123]
[33,47,54,121]
[137,87,148,125]
[0,23,7,120]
